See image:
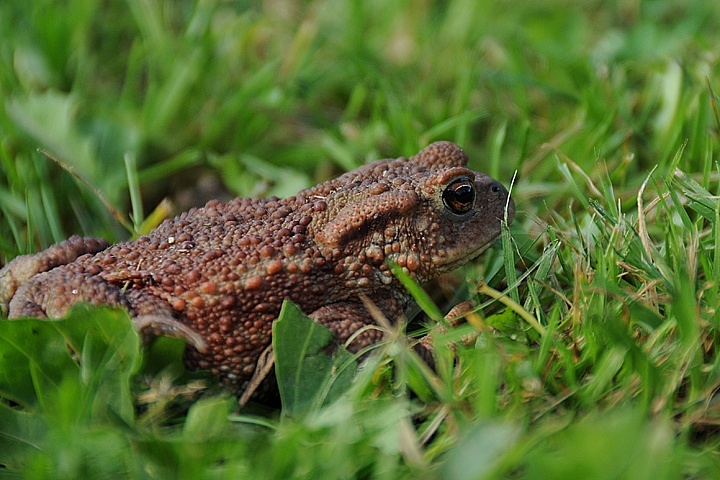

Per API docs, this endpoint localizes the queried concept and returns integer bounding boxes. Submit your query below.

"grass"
[2,0,720,477]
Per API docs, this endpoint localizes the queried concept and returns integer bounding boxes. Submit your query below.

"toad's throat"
[432,231,504,276]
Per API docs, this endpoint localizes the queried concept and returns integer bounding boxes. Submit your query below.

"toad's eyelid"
[428,166,476,187]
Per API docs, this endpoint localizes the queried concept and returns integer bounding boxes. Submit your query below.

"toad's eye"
[442,177,475,215]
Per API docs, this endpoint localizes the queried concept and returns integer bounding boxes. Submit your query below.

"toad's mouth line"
[434,230,504,275]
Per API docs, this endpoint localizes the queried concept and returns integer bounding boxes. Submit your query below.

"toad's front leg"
[309,294,407,355]
[311,295,464,369]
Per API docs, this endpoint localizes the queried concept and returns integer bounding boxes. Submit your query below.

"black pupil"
[454,184,474,204]
[443,178,475,214]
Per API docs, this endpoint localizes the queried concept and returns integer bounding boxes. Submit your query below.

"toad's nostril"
[490,182,506,195]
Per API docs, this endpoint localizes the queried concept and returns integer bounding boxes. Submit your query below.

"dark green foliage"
[273,300,357,418]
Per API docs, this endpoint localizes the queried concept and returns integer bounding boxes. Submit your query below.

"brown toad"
[0,142,514,394]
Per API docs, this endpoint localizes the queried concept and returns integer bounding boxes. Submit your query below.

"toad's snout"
[475,175,515,225]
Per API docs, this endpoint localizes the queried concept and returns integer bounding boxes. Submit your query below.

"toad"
[0,142,514,394]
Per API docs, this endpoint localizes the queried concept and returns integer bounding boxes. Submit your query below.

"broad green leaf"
[0,317,80,408]
[0,306,141,470]
[58,306,142,423]
[273,301,357,419]
[0,402,48,469]
[0,306,140,420]
[184,396,233,442]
